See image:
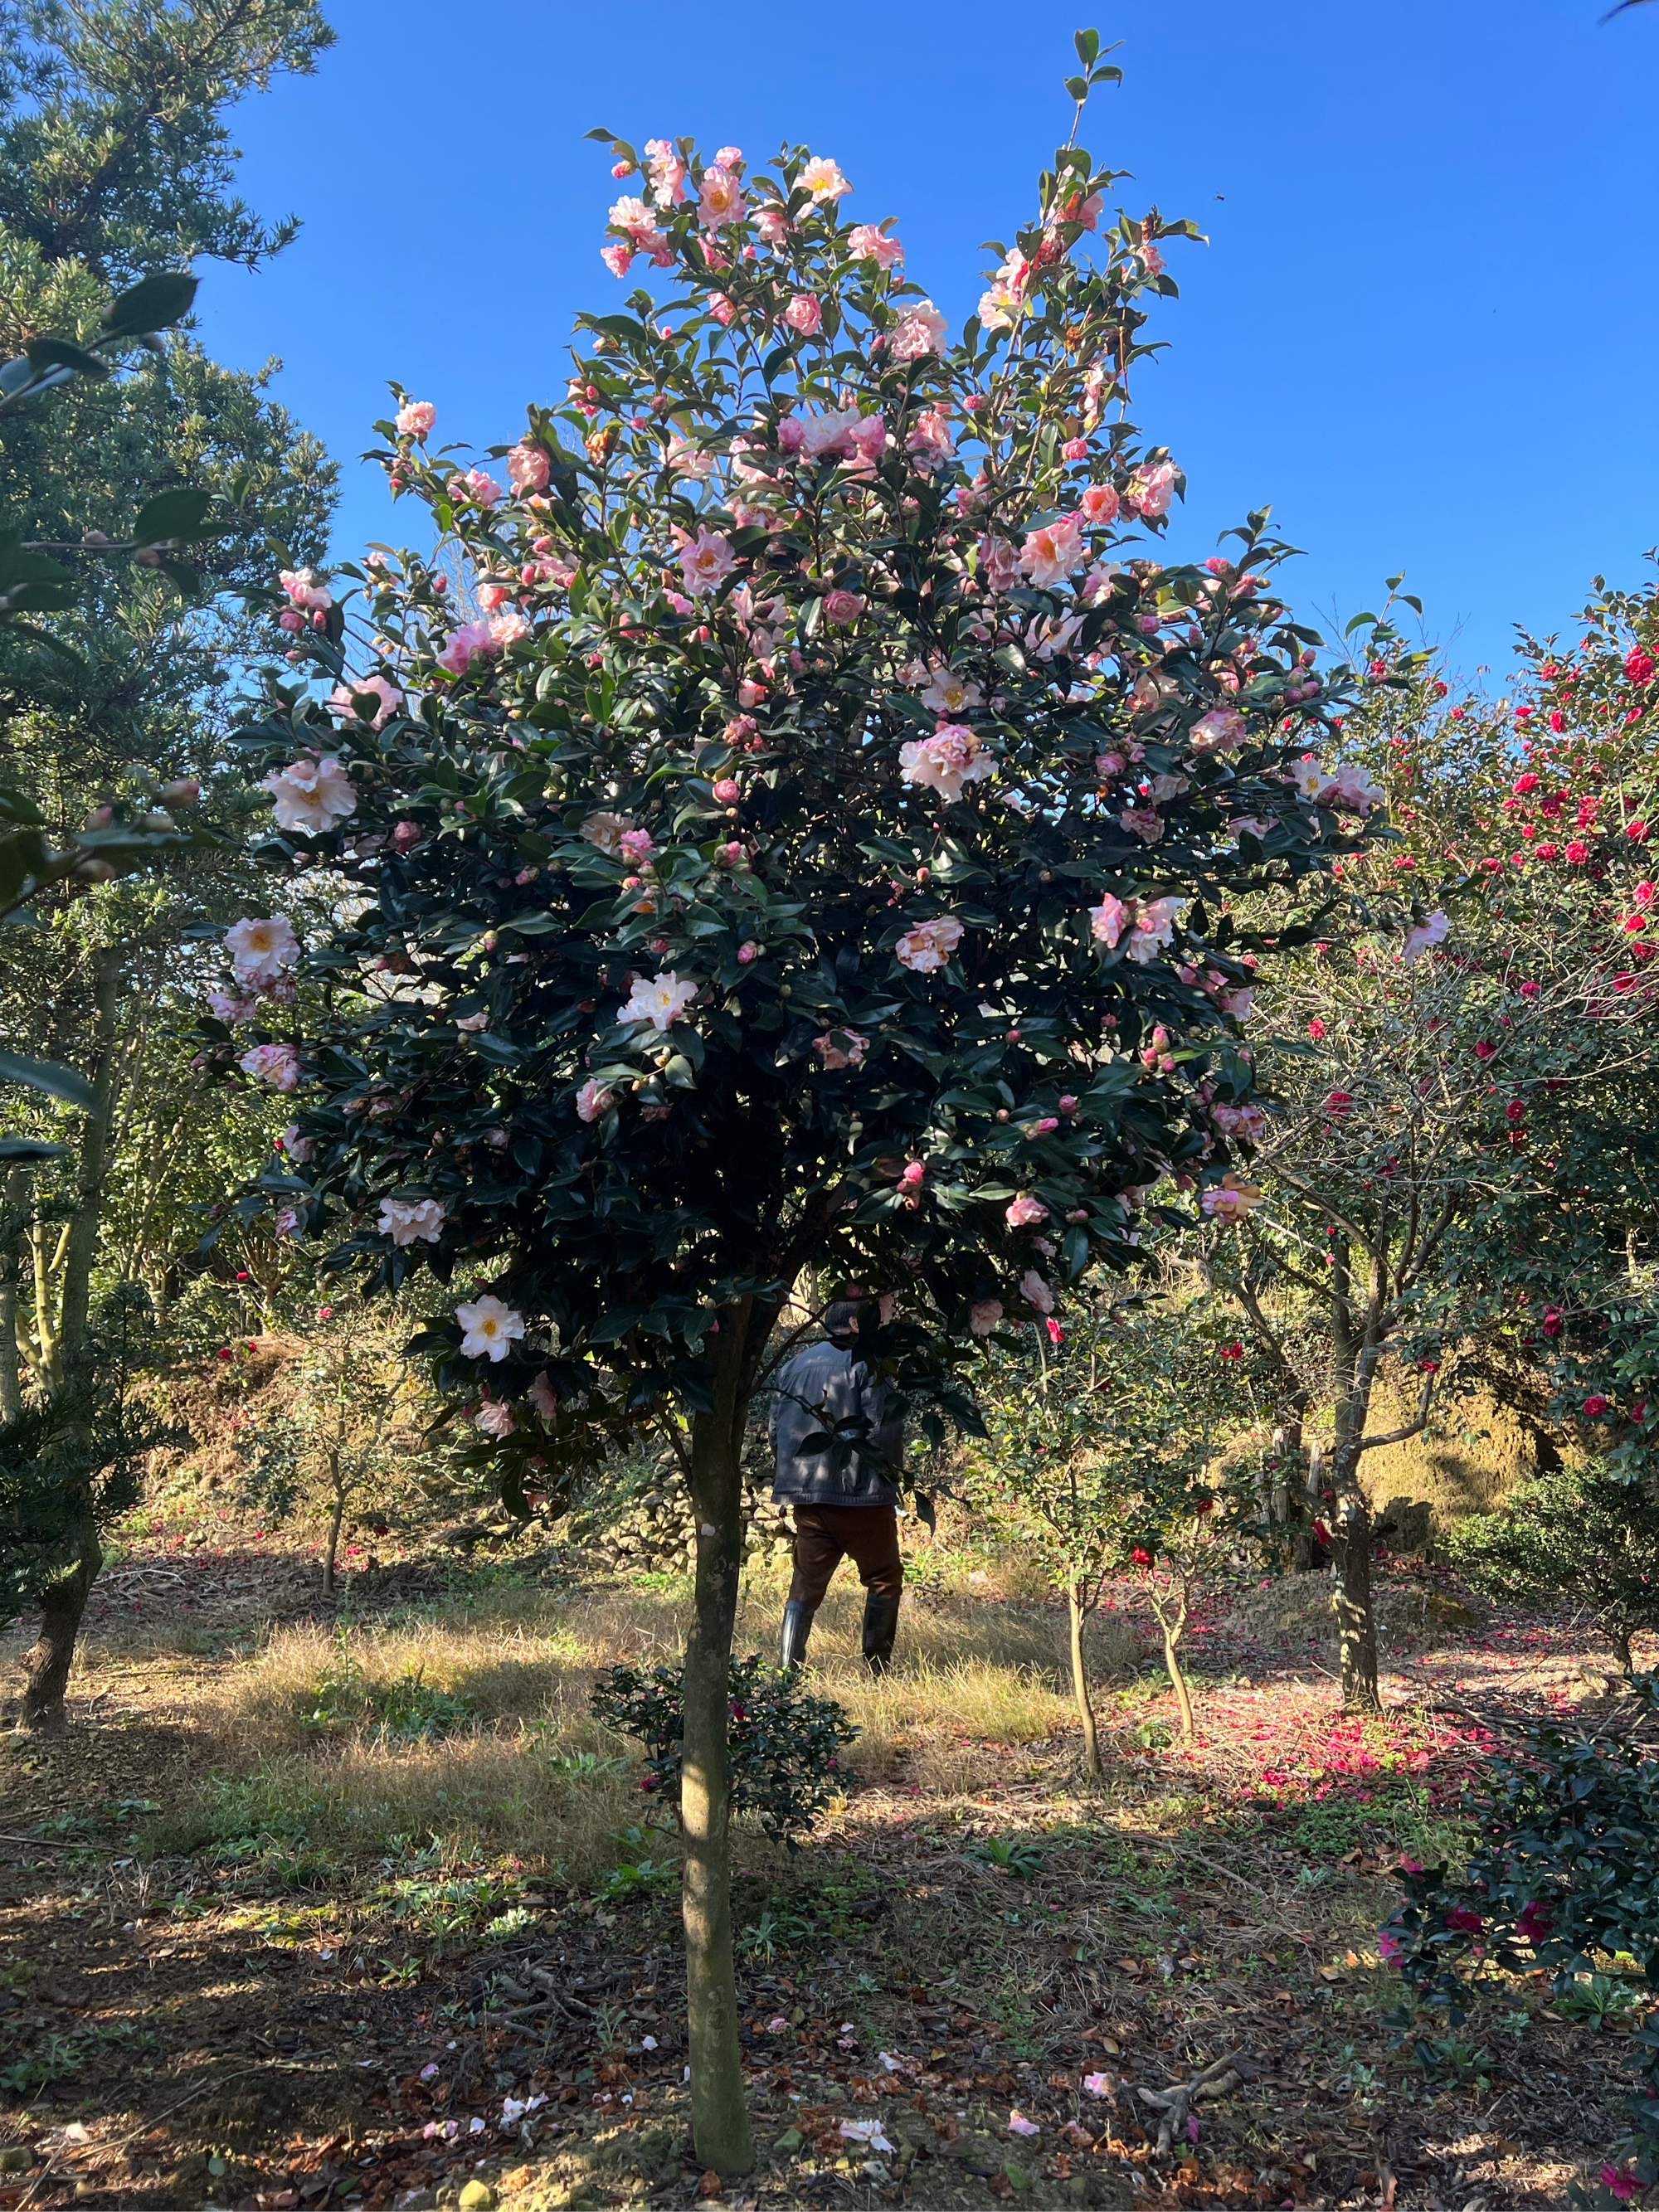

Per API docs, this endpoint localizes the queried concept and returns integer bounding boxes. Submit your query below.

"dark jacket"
[768,1340,903,1507]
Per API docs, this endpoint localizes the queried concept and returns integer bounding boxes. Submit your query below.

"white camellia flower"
[577,1078,615,1123]
[894,916,963,973]
[619,972,698,1032]
[898,724,995,803]
[456,1295,526,1362]
[262,755,356,835]
[224,915,300,985]
[378,1197,445,1247]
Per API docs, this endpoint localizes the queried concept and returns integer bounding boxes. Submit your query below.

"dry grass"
[148,1565,1112,1872]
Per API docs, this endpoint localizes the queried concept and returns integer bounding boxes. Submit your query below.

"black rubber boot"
[780,1598,815,1670]
[861,1591,901,1675]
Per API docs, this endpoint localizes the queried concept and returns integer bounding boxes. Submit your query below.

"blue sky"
[202,0,1659,684]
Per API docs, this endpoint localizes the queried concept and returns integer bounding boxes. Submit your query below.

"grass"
[141,1563,1103,1882]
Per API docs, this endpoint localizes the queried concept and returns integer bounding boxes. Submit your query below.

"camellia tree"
[964,1294,1243,1770]
[1204,586,1659,1714]
[215,41,1367,2171]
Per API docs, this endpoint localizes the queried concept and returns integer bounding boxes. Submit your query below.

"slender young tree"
[220,46,1359,2171]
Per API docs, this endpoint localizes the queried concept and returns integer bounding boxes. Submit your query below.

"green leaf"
[0,1050,95,1109]
[130,487,215,545]
[1063,74,1090,100]
[101,272,197,339]
[22,338,111,381]
[0,1135,68,1162]
[1073,26,1101,66]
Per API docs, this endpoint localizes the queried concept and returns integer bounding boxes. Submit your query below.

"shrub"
[591,1655,856,1849]
[1381,1675,1659,2204]
[1449,1466,1659,1675]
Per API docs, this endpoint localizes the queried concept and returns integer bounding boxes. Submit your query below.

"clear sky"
[200,0,1659,686]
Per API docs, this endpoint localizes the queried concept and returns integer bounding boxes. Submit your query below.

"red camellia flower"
[1324,1088,1354,1116]
[1628,820,1650,842]
[1308,1017,1326,1039]
[1445,1905,1483,1934]
[1549,709,1565,732]
[1583,1394,1609,1418]
[1131,1545,1152,1568]
[1418,1357,1441,1373]
[1505,1100,1525,1121]
[1623,645,1654,686]
[1512,771,1539,795]
[1220,1340,1243,1359]
[1473,1040,1496,1060]
[1515,1900,1553,1943]
[216,1346,232,1361]
[1543,1309,1564,1336]
[1564,839,1591,864]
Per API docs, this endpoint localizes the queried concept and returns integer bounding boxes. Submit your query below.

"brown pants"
[786,1503,903,1611]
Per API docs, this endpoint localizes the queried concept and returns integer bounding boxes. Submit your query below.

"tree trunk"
[1068,1582,1101,1780]
[22,1512,100,1731]
[57,946,122,1370]
[681,1318,757,2179]
[1161,1610,1195,1743]
[1335,1498,1381,1714]
[0,1164,23,1422]
[324,1480,344,1597]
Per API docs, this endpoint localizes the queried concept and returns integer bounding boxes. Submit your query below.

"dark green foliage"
[1450,1467,1659,1673]
[0,1281,181,1616]
[591,1655,857,1849]
[1382,1677,1659,2201]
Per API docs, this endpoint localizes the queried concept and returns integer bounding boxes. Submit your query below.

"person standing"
[768,1298,904,1674]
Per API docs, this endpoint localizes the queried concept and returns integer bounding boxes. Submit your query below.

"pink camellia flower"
[813,1028,868,1070]
[1200,1177,1263,1223]
[920,666,981,717]
[274,1206,300,1238]
[1019,1269,1055,1315]
[577,1077,615,1124]
[712,777,741,805]
[279,566,332,610]
[1212,1102,1269,1143]
[474,1398,518,1438]
[896,915,964,973]
[888,300,947,360]
[379,1196,445,1247]
[1089,895,1130,950]
[1376,1931,1403,1962]
[970,1298,1004,1337]
[664,431,714,480]
[207,989,257,1024]
[240,1042,299,1092]
[715,144,743,168]
[528,1370,560,1420]
[489,609,530,648]
[263,756,356,835]
[737,941,760,963]
[507,442,550,493]
[677,527,738,595]
[328,672,403,729]
[1129,460,1178,518]
[907,407,955,465]
[618,828,657,866]
[1120,805,1164,845]
[823,588,864,625]
[1018,513,1084,589]
[1079,481,1120,525]
[697,163,745,230]
[456,1294,525,1362]
[1007,2112,1040,2139]
[899,724,995,803]
[455,1011,489,1033]
[784,293,822,336]
[459,468,501,508]
[1005,1194,1049,1230]
[977,250,1029,332]
[1126,897,1182,963]
[159,777,200,806]
[391,820,422,853]
[395,398,436,439]
[620,972,699,1032]
[642,139,688,207]
[846,222,903,269]
[847,416,887,470]
[280,1124,314,1164]
[1191,706,1248,754]
[1062,437,1089,461]
[754,203,789,247]
[717,839,746,866]
[435,620,497,675]
[1401,909,1450,965]
[601,241,635,278]
[1584,1394,1610,1418]
[800,154,851,202]
[706,291,737,325]
[225,915,300,986]
[899,1159,926,1188]
[1082,2072,1112,2098]
[1601,2164,1641,2203]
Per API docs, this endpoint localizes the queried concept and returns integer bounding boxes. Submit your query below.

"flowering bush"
[590,1653,856,1848]
[1449,1466,1659,1676]
[1382,1679,1659,2205]
[213,43,1360,2170]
